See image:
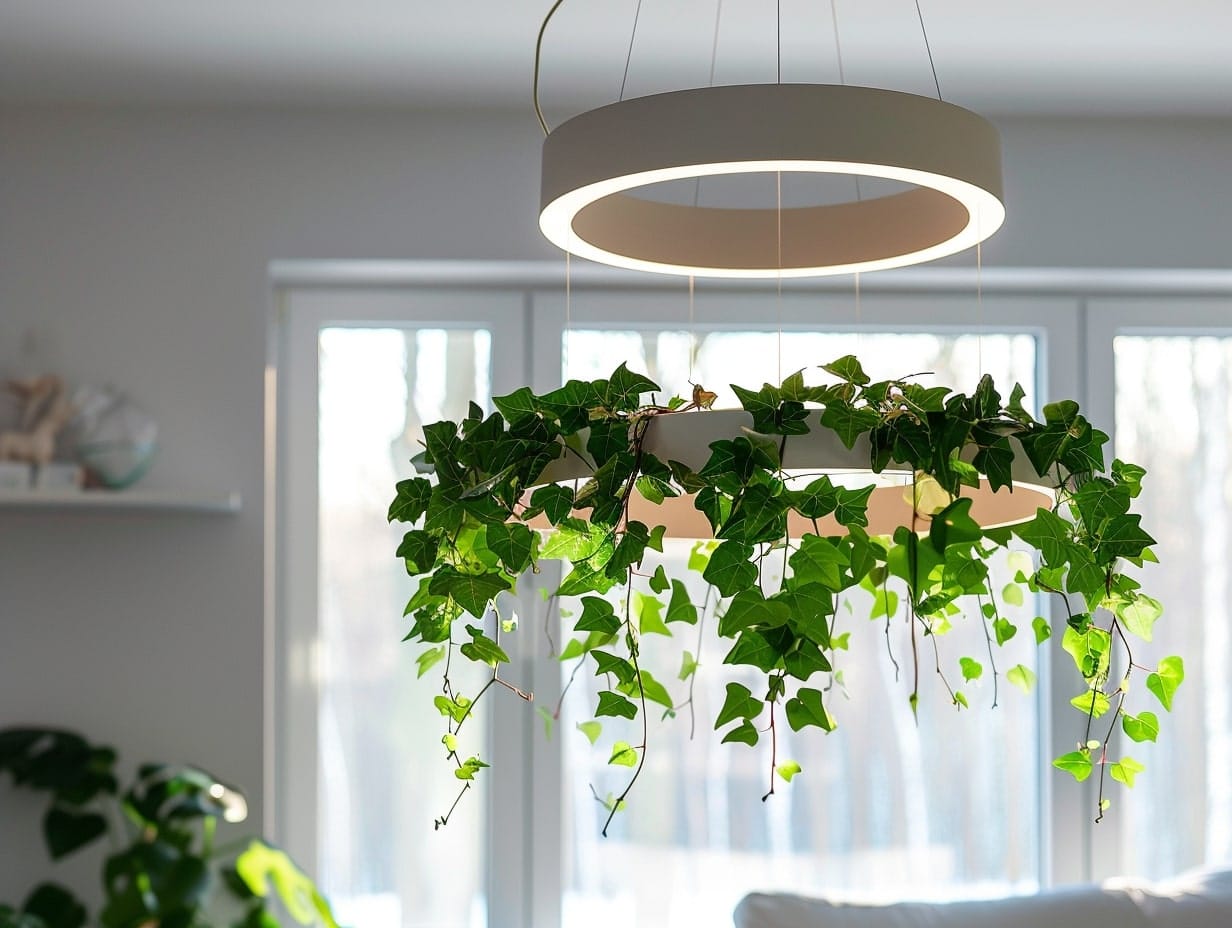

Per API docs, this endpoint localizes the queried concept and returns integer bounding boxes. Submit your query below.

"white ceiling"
[2,0,1230,117]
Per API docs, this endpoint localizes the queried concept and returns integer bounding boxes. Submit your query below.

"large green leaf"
[484,522,535,574]
[43,808,108,860]
[702,541,757,597]
[714,683,763,728]
[785,688,835,732]
[21,885,85,928]
[235,840,340,928]
[428,567,510,618]
[1146,656,1184,711]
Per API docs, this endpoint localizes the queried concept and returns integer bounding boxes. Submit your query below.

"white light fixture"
[540,83,1005,279]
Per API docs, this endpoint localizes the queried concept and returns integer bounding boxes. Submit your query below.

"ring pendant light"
[539,82,1005,279]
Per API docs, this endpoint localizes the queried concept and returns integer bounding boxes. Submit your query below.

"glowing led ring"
[540,84,1005,279]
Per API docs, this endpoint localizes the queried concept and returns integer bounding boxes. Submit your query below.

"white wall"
[0,104,1229,904]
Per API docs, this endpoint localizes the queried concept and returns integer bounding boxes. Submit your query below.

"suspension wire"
[532,0,569,135]
[693,0,725,209]
[708,0,724,85]
[565,249,573,381]
[829,0,846,84]
[913,0,943,101]
[830,0,862,202]
[620,0,646,101]
[776,170,783,382]
[688,275,697,382]
[976,239,984,378]
[776,0,782,84]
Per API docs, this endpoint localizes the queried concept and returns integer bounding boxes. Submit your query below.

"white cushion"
[734,867,1232,928]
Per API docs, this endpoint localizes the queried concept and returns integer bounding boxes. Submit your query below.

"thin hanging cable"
[688,275,697,383]
[708,0,724,85]
[854,271,862,361]
[829,0,846,84]
[830,0,862,202]
[776,170,783,381]
[913,0,943,101]
[776,0,782,84]
[565,249,572,382]
[692,0,725,209]
[532,0,569,135]
[976,240,984,378]
[619,0,646,101]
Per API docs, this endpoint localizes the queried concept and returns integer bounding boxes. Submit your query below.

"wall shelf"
[0,489,242,514]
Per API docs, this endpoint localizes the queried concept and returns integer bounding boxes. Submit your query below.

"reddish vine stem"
[761,698,778,802]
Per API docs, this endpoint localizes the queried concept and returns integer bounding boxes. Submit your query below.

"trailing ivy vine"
[389,356,1179,831]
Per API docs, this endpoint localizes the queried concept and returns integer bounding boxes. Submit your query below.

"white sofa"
[734,867,1232,928]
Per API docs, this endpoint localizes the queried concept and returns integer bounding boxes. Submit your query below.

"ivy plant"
[389,356,1179,832]
[0,728,340,928]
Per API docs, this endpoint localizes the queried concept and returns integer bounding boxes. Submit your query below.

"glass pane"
[1114,335,1232,878]
[318,327,492,928]
[558,330,1041,926]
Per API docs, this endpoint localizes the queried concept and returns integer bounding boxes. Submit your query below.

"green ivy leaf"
[959,657,983,682]
[459,626,510,666]
[530,484,574,525]
[492,387,539,425]
[821,355,871,385]
[785,687,835,732]
[678,651,699,681]
[1114,593,1163,642]
[591,650,637,686]
[1001,582,1025,608]
[397,530,438,575]
[596,691,638,720]
[576,721,602,745]
[540,518,612,562]
[1053,749,1094,782]
[428,567,510,618]
[1109,755,1146,787]
[415,645,446,679]
[702,541,758,597]
[648,565,670,593]
[1146,656,1184,711]
[1095,514,1156,565]
[787,475,838,519]
[833,485,874,528]
[717,589,791,638]
[790,535,848,591]
[606,363,660,411]
[714,682,763,729]
[634,591,671,636]
[1007,664,1036,693]
[1070,688,1111,718]
[820,403,880,450]
[574,597,620,636]
[1122,711,1160,743]
[484,522,535,574]
[608,742,639,767]
[666,580,698,625]
[720,720,759,746]
[928,498,983,551]
[776,761,803,783]
[454,756,490,780]
[1032,616,1052,644]
[388,477,433,523]
[993,618,1017,645]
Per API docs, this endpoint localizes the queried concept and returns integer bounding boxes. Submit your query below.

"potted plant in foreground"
[389,356,1182,833]
[0,728,339,928]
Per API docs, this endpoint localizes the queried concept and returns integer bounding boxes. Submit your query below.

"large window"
[274,274,1229,928]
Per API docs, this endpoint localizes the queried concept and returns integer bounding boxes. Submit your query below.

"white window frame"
[267,261,1232,928]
